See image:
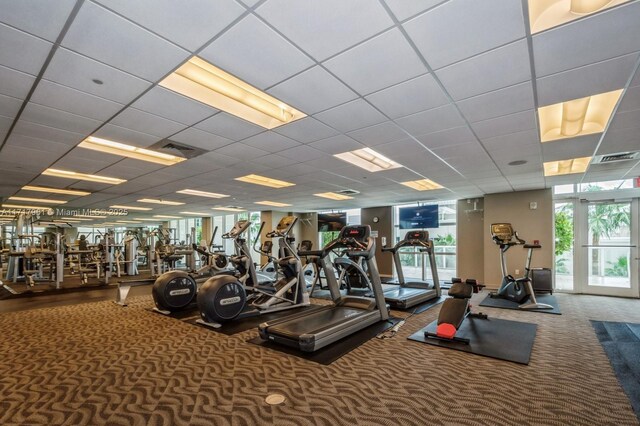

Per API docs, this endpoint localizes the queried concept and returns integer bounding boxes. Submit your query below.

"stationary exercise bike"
[489,223,553,310]
[425,278,487,344]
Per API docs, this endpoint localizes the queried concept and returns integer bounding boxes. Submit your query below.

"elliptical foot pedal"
[196,318,222,329]
[152,307,173,316]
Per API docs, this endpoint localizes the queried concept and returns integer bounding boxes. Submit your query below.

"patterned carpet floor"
[1,292,639,425]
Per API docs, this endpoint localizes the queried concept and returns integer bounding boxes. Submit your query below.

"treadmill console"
[405,230,429,242]
[338,225,370,242]
[490,223,514,243]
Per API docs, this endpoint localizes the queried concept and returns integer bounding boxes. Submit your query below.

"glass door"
[575,199,638,297]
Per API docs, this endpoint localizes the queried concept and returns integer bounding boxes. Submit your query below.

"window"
[393,201,457,281]
[317,209,361,248]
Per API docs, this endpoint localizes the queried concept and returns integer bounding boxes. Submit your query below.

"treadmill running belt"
[265,306,371,338]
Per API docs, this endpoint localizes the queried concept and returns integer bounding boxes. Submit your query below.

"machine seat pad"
[523,244,541,249]
[437,298,468,329]
[447,281,473,299]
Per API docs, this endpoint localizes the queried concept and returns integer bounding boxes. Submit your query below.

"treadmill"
[381,230,441,309]
[258,225,390,352]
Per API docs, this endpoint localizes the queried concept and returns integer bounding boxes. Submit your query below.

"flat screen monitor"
[317,212,346,232]
[398,205,439,229]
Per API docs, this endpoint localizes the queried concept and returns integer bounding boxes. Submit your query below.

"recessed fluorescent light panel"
[61,217,92,221]
[153,215,182,219]
[176,189,229,199]
[110,205,153,211]
[79,136,185,166]
[42,169,126,185]
[134,218,162,221]
[543,157,592,176]
[116,220,142,224]
[235,174,295,189]
[334,148,402,172]
[538,90,623,143]
[529,0,629,34]
[400,179,444,191]
[75,215,108,219]
[22,185,90,196]
[314,192,353,201]
[138,198,185,206]
[255,201,292,207]
[160,56,306,129]
[8,196,67,205]
[180,211,209,216]
[2,204,52,210]
[211,207,246,212]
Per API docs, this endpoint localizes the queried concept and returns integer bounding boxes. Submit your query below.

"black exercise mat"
[247,317,402,365]
[408,316,537,365]
[185,304,325,335]
[395,295,447,314]
[479,294,561,314]
[592,320,640,422]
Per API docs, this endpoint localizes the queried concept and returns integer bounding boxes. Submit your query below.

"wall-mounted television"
[317,212,347,232]
[398,205,439,229]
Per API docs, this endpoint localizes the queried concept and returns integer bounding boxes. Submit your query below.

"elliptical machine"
[196,216,310,328]
[489,223,553,310]
[151,226,232,314]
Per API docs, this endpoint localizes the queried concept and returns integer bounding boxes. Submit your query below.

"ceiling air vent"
[150,139,207,160]
[336,189,360,196]
[592,151,639,164]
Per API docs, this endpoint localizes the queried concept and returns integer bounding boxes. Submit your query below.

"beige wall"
[360,206,394,277]
[483,189,553,287]
[456,198,485,282]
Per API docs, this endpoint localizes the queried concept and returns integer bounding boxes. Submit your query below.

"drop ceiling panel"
[470,109,537,140]
[609,108,640,131]
[61,1,189,81]
[481,129,540,152]
[395,103,465,136]
[618,86,640,113]
[94,0,244,52]
[314,99,387,133]
[597,127,640,155]
[100,159,164,179]
[415,125,477,149]
[241,132,300,153]
[256,0,393,61]
[346,121,408,147]
[0,24,52,76]
[430,142,479,159]
[30,79,124,122]
[278,145,327,162]
[0,94,22,118]
[195,112,263,141]
[0,0,76,42]
[43,48,151,104]
[200,14,313,90]
[533,1,640,77]
[130,87,216,126]
[0,64,36,99]
[110,107,186,139]
[0,145,64,169]
[324,28,426,96]
[5,134,72,157]
[374,138,425,159]
[251,154,298,169]
[215,142,269,160]
[541,134,600,161]
[457,82,534,123]
[0,115,12,140]
[267,66,358,115]
[383,0,447,21]
[196,151,243,168]
[537,53,639,107]
[403,0,525,70]
[170,128,233,152]
[273,117,339,144]
[436,39,531,101]
[365,73,449,119]
[12,120,84,146]
[20,102,101,135]
[309,135,365,154]
[93,124,160,147]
